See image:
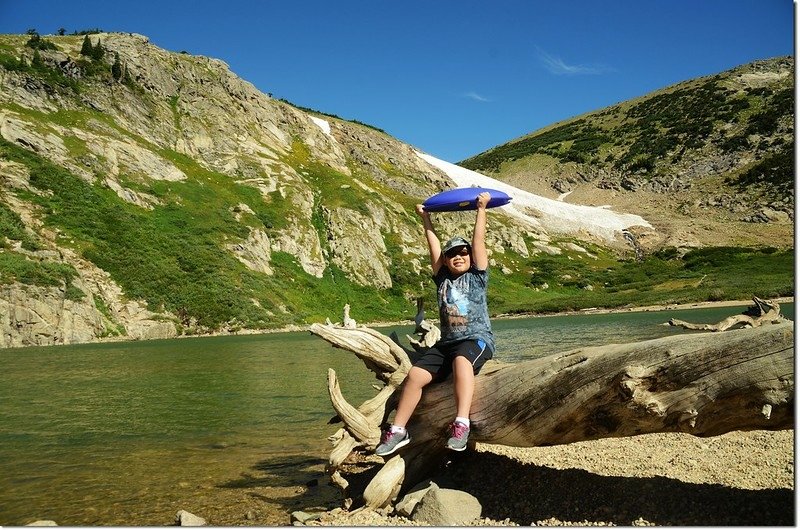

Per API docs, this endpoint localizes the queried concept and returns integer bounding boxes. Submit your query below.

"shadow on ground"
[433,451,794,526]
[216,450,793,526]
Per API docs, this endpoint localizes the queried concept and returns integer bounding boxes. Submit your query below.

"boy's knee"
[453,355,474,373]
[406,366,434,387]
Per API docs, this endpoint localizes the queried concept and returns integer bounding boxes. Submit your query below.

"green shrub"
[0,251,79,290]
[25,32,58,51]
[727,142,794,200]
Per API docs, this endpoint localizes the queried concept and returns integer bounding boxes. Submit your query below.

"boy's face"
[444,245,471,275]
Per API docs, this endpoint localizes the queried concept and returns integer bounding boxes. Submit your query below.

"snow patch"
[415,151,652,242]
[557,190,572,202]
[309,116,332,137]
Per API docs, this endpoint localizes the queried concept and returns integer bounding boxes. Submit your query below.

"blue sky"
[0,0,794,162]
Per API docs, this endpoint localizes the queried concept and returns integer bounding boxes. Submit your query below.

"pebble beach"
[308,429,794,526]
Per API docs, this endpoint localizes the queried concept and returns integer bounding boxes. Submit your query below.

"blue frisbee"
[423,187,512,212]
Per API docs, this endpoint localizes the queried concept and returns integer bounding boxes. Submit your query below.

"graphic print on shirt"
[439,275,470,333]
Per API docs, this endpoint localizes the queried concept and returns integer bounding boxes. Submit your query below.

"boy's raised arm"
[416,204,443,275]
[471,192,490,271]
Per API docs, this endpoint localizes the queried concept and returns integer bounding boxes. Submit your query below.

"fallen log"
[309,305,794,509]
[668,296,787,331]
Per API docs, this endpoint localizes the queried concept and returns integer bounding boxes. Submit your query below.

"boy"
[376,191,494,455]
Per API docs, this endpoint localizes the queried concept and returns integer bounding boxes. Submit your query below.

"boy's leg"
[452,355,475,419]
[376,348,442,456]
[447,340,492,451]
[450,339,491,419]
[448,357,476,452]
[393,366,434,427]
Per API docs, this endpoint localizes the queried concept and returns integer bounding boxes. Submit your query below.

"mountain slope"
[0,32,792,347]
[459,57,794,250]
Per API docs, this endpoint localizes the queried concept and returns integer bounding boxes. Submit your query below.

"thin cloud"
[463,91,492,102]
[536,47,612,76]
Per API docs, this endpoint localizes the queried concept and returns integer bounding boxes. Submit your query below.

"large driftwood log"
[309,302,794,509]
[668,296,787,331]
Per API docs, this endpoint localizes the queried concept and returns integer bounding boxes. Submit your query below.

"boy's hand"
[415,204,428,217]
[476,191,491,210]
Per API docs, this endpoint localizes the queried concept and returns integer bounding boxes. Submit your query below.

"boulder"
[226,228,273,275]
[411,487,482,525]
[760,208,791,223]
[175,510,206,526]
[395,480,438,517]
[532,241,562,255]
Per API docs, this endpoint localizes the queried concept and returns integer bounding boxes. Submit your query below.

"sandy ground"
[306,430,794,526]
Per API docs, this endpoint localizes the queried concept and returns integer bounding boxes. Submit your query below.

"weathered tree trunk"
[309,301,794,509]
[668,296,787,331]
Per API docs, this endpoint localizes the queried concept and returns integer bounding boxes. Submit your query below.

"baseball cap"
[442,236,471,255]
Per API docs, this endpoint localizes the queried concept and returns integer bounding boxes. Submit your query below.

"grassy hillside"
[2,135,792,328]
[461,57,793,207]
[495,245,792,314]
[0,137,425,330]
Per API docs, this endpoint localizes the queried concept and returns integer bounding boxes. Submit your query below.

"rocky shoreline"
[301,429,794,526]
[9,296,792,351]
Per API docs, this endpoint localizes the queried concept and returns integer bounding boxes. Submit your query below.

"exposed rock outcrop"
[0,282,177,348]
[227,228,273,275]
[323,205,393,289]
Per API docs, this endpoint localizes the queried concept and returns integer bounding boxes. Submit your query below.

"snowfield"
[309,116,332,136]
[306,115,651,243]
[415,151,652,243]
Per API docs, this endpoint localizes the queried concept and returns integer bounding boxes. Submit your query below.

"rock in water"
[411,487,482,525]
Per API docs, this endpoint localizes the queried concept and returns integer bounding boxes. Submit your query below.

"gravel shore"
[309,429,794,526]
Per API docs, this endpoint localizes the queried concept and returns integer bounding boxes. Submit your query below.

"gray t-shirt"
[433,266,495,353]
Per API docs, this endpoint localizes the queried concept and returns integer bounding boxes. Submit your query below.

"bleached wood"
[327,369,380,445]
[668,296,786,331]
[363,455,406,508]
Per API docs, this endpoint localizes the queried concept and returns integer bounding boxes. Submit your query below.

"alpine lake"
[1,302,793,526]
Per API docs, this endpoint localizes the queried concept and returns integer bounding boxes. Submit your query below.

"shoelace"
[450,422,469,439]
[382,429,402,443]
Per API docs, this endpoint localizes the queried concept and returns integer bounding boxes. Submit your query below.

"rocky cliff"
[0,32,549,346]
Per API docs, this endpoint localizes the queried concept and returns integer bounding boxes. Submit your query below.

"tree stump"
[309,303,794,509]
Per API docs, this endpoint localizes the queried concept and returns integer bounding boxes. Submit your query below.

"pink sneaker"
[375,428,410,456]
[447,421,470,451]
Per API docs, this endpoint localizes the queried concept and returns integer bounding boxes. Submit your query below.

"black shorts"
[414,339,493,381]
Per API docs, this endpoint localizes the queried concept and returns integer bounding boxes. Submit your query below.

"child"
[376,192,495,455]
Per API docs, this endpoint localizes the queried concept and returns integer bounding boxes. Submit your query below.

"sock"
[390,425,406,434]
[455,417,470,427]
